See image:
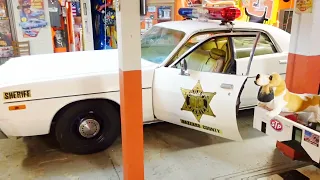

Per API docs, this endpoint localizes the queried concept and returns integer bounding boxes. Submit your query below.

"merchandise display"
[49,0,88,53]
[48,0,62,28]
[50,0,66,53]
[91,0,116,50]
[54,30,66,48]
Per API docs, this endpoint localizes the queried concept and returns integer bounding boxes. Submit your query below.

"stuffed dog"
[254,72,320,129]
[256,82,274,111]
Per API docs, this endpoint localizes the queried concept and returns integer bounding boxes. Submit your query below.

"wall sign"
[270,119,283,131]
[295,0,313,14]
[304,130,319,147]
[148,6,156,13]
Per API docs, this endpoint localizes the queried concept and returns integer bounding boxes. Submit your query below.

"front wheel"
[54,100,121,154]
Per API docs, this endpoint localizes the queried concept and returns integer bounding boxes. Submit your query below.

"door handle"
[83,3,87,15]
[220,83,234,89]
[279,60,287,64]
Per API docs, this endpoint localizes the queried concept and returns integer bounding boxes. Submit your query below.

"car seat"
[201,48,226,73]
[175,39,230,73]
[206,38,231,73]
[184,41,223,71]
[174,41,216,70]
[184,47,210,71]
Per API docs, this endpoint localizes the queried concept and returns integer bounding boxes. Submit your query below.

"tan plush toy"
[254,72,320,129]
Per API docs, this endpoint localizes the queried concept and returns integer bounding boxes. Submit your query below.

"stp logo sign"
[270,119,283,131]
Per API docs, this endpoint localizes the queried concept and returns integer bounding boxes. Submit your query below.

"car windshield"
[141,26,185,64]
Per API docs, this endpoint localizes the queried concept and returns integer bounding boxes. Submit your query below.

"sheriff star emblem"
[181,81,216,122]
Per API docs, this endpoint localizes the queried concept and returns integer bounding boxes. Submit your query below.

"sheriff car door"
[153,33,260,141]
[232,32,288,107]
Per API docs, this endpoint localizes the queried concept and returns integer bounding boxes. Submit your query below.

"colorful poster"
[189,0,202,6]
[0,20,13,58]
[0,0,13,58]
[295,0,313,14]
[242,0,275,19]
[202,0,236,7]
[236,0,279,25]
[304,130,319,147]
[0,0,8,18]
[158,6,172,20]
[17,0,47,38]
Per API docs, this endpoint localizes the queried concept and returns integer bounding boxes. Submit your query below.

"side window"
[232,33,277,59]
[174,37,231,74]
[169,31,225,64]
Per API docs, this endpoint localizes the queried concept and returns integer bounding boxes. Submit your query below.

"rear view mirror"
[180,59,190,76]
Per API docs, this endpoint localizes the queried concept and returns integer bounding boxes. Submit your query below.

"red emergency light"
[178,6,241,24]
[208,7,241,22]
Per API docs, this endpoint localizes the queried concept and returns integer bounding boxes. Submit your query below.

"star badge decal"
[180,80,216,122]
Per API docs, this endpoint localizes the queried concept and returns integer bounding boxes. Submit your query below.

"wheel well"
[50,98,120,134]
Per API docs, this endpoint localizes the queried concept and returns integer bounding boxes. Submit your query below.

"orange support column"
[115,0,144,180]
[285,1,320,94]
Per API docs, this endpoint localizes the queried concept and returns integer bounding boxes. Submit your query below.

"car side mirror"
[180,59,190,76]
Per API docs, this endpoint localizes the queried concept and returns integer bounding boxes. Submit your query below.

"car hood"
[0,49,157,86]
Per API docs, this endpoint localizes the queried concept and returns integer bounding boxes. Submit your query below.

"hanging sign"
[295,0,313,14]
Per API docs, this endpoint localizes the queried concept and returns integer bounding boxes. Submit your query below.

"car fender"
[0,91,122,137]
[50,97,121,133]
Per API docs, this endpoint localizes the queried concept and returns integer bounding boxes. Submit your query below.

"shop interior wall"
[8,0,53,55]
[279,0,294,10]
[141,0,175,33]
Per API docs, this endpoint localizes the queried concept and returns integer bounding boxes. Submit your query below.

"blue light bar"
[178,8,197,19]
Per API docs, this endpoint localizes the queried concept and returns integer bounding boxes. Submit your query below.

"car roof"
[155,20,290,52]
[156,20,274,33]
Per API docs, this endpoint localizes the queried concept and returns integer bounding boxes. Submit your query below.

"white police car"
[0,7,290,154]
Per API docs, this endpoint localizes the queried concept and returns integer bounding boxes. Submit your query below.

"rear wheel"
[54,100,121,154]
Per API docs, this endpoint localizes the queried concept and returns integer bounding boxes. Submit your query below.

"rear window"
[232,33,277,59]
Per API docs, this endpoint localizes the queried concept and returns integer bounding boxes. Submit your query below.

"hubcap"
[79,118,101,138]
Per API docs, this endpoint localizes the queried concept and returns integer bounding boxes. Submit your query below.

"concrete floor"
[0,110,312,180]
